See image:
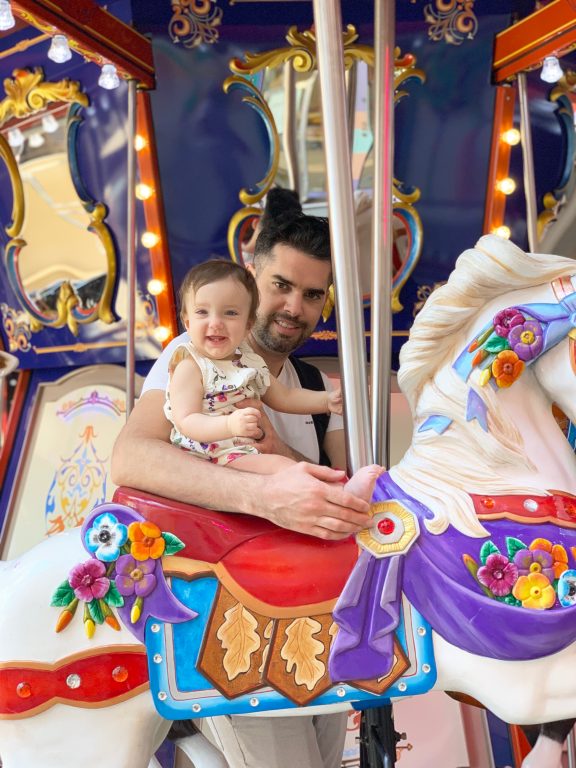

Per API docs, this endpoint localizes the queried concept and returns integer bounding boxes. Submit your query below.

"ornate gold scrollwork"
[0,69,117,336]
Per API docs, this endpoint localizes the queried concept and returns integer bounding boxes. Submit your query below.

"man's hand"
[227,407,262,438]
[251,462,372,540]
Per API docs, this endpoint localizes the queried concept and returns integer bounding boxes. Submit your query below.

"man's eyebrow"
[271,274,326,295]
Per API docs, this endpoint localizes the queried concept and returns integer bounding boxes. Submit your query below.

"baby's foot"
[344,464,383,503]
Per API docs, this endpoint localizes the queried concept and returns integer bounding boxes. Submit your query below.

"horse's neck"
[499,371,576,494]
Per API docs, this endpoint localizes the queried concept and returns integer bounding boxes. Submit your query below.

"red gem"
[565,504,576,519]
[481,497,495,509]
[112,665,128,683]
[377,518,395,536]
[16,682,31,698]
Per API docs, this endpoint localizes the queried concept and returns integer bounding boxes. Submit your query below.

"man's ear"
[246,263,256,278]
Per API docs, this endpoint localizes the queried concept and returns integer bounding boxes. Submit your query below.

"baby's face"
[184,276,252,360]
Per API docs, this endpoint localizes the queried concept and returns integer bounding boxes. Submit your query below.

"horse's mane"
[392,234,576,536]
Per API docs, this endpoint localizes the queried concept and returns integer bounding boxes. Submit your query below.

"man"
[111,214,370,768]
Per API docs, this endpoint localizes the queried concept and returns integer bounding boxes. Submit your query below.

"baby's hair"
[178,259,260,324]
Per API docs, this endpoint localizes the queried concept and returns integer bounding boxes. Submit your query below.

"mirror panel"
[0,68,117,335]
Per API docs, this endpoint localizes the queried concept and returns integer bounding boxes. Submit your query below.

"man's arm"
[111,390,371,539]
[323,428,347,471]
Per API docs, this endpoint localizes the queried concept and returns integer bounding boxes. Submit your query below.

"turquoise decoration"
[558,570,576,607]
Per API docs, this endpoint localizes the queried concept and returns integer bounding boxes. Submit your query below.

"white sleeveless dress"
[164,340,270,465]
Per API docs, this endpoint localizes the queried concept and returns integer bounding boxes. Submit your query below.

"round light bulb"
[47,35,72,64]
[0,1,15,31]
[153,326,171,343]
[42,113,59,133]
[7,128,24,148]
[492,225,511,239]
[540,56,563,84]
[28,132,45,149]
[98,63,120,90]
[141,231,160,249]
[496,177,516,195]
[501,128,520,146]
[135,183,154,200]
[134,135,147,151]
[147,279,166,296]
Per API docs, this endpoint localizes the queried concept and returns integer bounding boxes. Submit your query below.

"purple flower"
[69,559,110,602]
[508,320,543,361]
[115,554,157,598]
[493,308,525,338]
[513,548,554,582]
[477,553,518,596]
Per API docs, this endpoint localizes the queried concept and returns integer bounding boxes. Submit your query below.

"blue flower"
[558,569,576,607]
[85,512,128,562]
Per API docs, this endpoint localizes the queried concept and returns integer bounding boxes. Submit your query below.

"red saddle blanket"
[113,487,358,609]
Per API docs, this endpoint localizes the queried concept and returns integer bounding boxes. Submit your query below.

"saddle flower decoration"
[463,536,576,610]
[51,504,196,639]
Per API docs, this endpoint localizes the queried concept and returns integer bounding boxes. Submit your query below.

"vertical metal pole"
[126,79,137,418]
[371,0,395,468]
[312,0,373,473]
[282,62,299,193]
[517,73,538,251]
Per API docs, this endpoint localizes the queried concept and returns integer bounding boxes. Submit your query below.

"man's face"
[250,243,331,355]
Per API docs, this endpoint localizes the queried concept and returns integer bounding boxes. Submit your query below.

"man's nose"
[283,292,303,317]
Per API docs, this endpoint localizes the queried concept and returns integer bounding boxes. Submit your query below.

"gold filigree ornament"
[280,617,326,691]
[216,602,261,681]
[424,0,478,46]
[169,0,223,48]
[357,501,420,559]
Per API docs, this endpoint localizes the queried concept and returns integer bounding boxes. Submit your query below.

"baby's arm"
[262,375,342,415]
[169,357,262,441]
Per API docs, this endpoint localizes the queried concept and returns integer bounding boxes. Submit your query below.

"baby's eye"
[225,310,239,316]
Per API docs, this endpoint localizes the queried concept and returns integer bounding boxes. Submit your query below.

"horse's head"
[393,235,576,537]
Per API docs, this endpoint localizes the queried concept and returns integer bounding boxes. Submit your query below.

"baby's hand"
[227,407,262,438]
[328,387,343,415]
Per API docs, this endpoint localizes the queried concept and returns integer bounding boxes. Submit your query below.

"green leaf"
[479,540,500,565]
[506,537,527,560]
[88,599,105,625]
[105,582,125,608]
[484,336,510,353]
[162,532,185,556]
[50,580,75,607]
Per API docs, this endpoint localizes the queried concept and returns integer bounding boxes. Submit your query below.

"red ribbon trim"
[0,649,149,718]
[471,492,576,528]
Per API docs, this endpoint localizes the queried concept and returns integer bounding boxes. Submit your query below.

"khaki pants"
[199,712,349,768]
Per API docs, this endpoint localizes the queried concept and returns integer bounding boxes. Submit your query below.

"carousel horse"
[0,234,575,768]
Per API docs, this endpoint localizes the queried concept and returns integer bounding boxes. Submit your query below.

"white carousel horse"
[0,234,575,768]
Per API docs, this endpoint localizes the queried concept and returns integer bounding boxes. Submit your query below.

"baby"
[165,260,380,499]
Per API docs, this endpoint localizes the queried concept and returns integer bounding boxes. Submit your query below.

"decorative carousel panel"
[0,365,142,560]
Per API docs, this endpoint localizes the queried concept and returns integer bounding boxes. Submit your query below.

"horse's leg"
[520,719,575,768]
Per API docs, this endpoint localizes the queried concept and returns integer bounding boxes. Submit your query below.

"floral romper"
[164,340,270,465]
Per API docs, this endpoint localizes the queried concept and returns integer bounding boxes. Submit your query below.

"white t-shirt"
[142,332,343,463]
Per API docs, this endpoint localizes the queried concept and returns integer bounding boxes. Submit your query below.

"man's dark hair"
[253,214,331,269]
[260,187,302,230]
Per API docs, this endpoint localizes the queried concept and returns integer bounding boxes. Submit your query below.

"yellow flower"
[512,572,556,610]
[529,538,568,579]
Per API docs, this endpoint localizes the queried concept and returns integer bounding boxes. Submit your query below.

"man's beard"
[251,312,312,355]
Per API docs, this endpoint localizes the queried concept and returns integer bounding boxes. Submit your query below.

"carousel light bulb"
[47,35,72,63]
[98,63,120,90]
[41,113,59,133]
[7,128,24,147]
[153,326,171,343]
[496,177,516,195]
[28,132,45,149]
[501,128,521,146]
[141,231,160,248]
[540,56,563,84]
[147,279,166,296]
[135,183,154,200]
[492,225,511,239]
[0,1,15,31]
[134,134,147,151]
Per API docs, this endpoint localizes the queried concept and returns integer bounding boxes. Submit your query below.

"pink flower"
[477,553,518,596]
[493,308,525,338]
[69,559,110,601]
